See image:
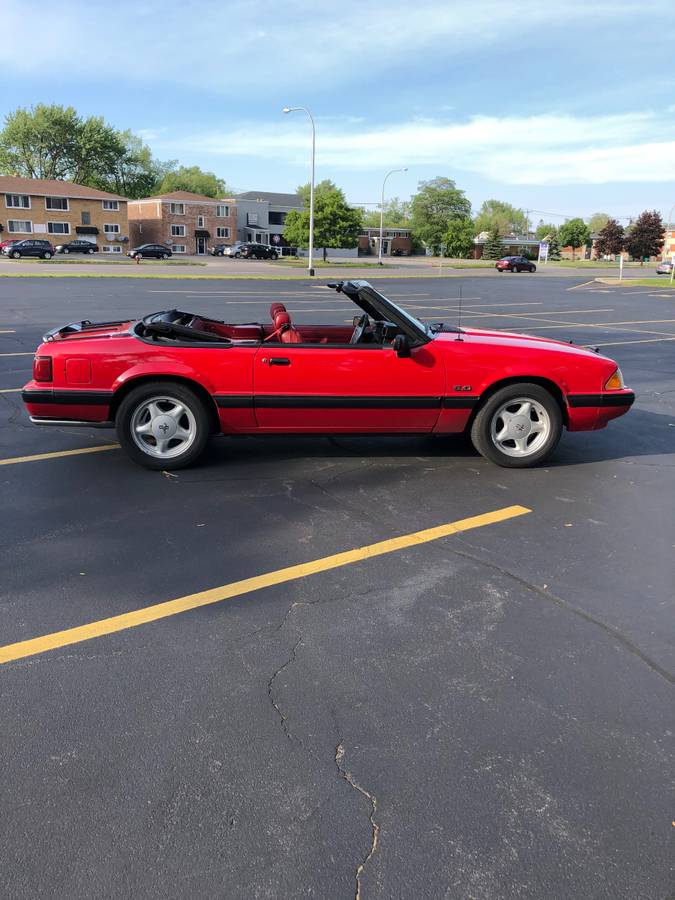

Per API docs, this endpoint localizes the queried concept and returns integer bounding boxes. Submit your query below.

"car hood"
[435,326,603,360]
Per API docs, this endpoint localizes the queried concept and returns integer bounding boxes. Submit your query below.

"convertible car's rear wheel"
[470,383,562,468]
[116,381,210,470]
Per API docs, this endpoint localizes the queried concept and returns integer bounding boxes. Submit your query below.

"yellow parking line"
[0,505,530,664]
[0,444,119,467]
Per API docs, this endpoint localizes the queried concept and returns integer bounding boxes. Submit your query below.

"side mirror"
[393,334,411,358]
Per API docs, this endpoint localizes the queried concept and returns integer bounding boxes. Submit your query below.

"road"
[0,275,673,899]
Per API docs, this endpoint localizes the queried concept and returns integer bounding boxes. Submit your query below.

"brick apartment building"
[0,175,128,252]
[128,191,237,255]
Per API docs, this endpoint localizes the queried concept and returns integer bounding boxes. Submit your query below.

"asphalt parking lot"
[1,275,673,899]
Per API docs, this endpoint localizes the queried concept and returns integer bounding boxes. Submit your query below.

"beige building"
[128,191,237,255]
[0,175,128,252]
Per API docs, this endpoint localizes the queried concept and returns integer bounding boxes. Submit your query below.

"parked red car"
[22,280,633,469]
[496,256,536,273]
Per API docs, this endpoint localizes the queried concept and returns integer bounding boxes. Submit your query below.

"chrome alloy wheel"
[130,396,197,459]
[489,396,551,458]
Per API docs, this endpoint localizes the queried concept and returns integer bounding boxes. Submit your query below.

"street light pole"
[283,106,316,276]
[378,167,408,266]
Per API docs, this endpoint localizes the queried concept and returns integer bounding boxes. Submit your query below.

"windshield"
[340,281,430,341]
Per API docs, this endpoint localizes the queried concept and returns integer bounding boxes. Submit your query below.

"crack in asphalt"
[448,540,675,686]
[266,634,303,745]
[335,742,380,900]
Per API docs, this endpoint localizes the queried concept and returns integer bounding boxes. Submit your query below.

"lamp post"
[378,167,408,265]
[283,106,316,276]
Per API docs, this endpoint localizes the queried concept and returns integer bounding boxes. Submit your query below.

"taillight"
[33,356,52,382]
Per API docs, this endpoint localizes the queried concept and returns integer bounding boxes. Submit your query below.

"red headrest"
[270,303,287,319]
[274,310,291,328]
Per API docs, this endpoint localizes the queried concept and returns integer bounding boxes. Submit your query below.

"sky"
[3,0,675,224]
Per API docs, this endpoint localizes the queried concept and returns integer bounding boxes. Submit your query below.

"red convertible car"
[22,280,634,470]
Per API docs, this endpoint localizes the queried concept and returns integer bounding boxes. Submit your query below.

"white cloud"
[165,111,675,185]
[1,0,666,92]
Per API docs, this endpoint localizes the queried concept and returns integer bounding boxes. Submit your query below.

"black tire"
[115,381,212,470]
[470,382,563,468]
[530,265,536,272]
[88,248,94,254]
[136,253,143,259]
[234,252,241,258]
[162,253,170,260]
[43,251,52,259]
[63,248,69,254]
[270,252,278,260]
[11,250,21,259]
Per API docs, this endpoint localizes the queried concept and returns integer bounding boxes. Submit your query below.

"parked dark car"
[239,243,279,260]
[55,240,99,254]
[3,239,54,259]
[210,243,230,257]
[127,244,172,260]
[495,256,536,273]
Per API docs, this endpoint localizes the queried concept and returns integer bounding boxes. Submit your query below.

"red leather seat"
[270,303,287,320]
[274,310,301,343]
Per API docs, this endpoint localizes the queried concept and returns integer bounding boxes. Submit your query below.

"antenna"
[455,284,464,341]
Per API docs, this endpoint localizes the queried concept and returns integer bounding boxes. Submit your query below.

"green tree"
[362,196,411,228]
[624,210,665,263]
[283,180,363,261]
[410,177,471,254]
[0,104,171,199]
[474,199,528,236]
[156,165,231,198]
[443,218,475,258]
[547,232,561,260]
[535,221,557,240]
[482,227,504,260]
[0,104,82,179]
[594,218,625,258]
[558,218,591,260]
[588,212,610,233]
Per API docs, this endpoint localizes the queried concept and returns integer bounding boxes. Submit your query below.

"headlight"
[604,368,625,390]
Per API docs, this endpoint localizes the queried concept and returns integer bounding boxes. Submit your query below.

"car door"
[253,340,445,433]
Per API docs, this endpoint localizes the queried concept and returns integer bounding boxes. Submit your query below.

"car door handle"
[268,357,291,366]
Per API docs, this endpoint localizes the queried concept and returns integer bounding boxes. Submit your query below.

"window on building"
[81,211,91,225]
[103,223,120,233]
[216,227,229,239]
[171,224,186,237]
[5,194,30,209]
[247,212,259,226]
[101,245,122,253]
[216,205,229,217]
[196,215,205,228]
[47,222,70,234]
[169,203,185,215]
[268,211,286,226]
[171,244,186,253]
[102,200,119,210]
[45,197,69,211]
[8,220,32,233]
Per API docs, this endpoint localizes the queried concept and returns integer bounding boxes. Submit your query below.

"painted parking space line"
[0,504,530,665]
[0,352,33,358]
[0,387,22,393]
[0,329,16,334]
[0,444,119,467]
[590,337,675,348]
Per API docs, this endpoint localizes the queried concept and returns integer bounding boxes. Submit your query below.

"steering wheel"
[350,313,370,344]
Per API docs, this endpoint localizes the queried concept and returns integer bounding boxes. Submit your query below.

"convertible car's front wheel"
[116,381,211,470]
[470,383,562,468]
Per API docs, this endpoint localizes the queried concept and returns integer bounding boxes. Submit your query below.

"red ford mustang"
[22,280,634,470]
